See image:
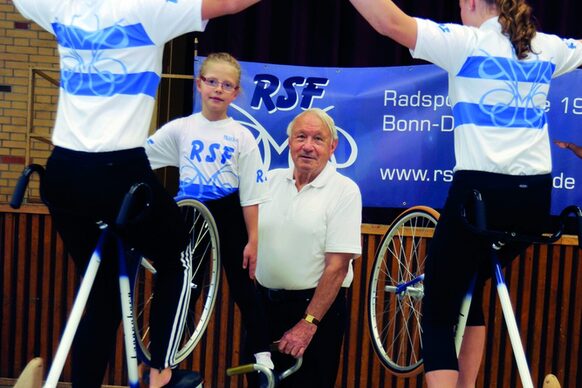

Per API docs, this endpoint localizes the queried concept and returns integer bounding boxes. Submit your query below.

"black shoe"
[166,369,204,388]
[142,369,203,388]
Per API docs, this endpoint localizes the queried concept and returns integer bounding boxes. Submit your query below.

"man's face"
[289,112,338,179]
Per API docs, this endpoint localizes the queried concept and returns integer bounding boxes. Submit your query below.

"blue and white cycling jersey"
[146,113,269,205]
[12,0,207,152]
[412,17,582,175]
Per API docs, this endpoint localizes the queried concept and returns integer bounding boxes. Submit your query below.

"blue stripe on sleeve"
[458,56,555,83]
[60,71,160,97]
[452,102,547,129]
[52,22,154,50]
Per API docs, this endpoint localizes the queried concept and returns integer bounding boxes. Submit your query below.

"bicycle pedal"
[542,374,561,388]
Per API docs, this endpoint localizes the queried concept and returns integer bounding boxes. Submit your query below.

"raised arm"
[201,0,261,20]
[349,0,418,50]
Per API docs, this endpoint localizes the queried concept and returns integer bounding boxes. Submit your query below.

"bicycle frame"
[44,226,140,388]
[455,190,582,388]
[10,165,146,388]
[376,198,582,385]
[454,249,534,388]
[226,349,303,388]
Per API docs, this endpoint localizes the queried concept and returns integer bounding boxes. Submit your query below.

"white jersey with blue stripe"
[12,0,207,152]
[412,17,582,175]
[145,113,269,205]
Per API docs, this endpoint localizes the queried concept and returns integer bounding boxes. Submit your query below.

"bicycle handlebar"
[10,164,152,230]
[226,350,303,388]
[115,182,152,227]
[226,364,259,375]
[10,164,45,209]
[464,190,582,249]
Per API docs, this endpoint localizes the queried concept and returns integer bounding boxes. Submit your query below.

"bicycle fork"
[43,228,140,388]
[118,239,140,388]
[491,247,534,388]
[44,232,108,388]
[455,246,534,388]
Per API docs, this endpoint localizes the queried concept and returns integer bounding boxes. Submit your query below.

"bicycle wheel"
[368,206,439,375]
[132,198,220,365]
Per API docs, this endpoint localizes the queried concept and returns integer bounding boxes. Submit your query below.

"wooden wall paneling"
[39,214,52,372]
[564,245,581,388]
[553,244,569,382]
[26,215,40,368]
[534,244,549,386]
[543,245,560,384]
[0,213,5,372]
[550,243,569,383]
[1,213,16,376]
[1,207,582,387]
[344,233,369,388]
[14,214,26,375]
[515,250,531,387]
[521,252,535,386]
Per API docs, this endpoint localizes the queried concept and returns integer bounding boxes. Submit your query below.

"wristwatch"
[303,313,320,327]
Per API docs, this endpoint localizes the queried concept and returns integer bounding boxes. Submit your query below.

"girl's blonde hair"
[199,52,242,84]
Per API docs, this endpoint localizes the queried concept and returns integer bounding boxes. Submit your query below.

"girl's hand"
[243,241,257,279]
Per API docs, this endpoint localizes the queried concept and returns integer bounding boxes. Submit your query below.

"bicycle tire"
[132,198,220,365]
[368,206,439,375]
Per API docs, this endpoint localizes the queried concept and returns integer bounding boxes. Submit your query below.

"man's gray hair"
[286,108,338,140]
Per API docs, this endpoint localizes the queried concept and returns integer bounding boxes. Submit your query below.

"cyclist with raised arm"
[11,1,262,387]
[349,0,582,386]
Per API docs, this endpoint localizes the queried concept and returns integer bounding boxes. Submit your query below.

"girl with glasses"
[145,52,273,388]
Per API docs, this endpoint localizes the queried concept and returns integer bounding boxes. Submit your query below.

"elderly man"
[256,108,362,387]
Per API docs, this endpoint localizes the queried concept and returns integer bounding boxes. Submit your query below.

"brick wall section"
[0,1,59,203]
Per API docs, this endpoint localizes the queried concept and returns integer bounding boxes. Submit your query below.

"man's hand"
[277,319,318,358]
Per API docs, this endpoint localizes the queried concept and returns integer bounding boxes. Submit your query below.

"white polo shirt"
[13,0,207,152]
[146,113,269,205]
[256,163,362,290]
[412,17,582,175]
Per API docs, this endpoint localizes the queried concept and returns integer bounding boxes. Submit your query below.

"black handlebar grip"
[471,189,487,231]
[116,190,134,227]
[10,174,30,209]
[10,164,45,209]
[116,182,152,227]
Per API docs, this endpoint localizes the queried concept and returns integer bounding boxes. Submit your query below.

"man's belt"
[258,284,316,302]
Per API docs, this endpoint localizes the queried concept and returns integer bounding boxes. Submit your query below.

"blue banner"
[194,58,582,214]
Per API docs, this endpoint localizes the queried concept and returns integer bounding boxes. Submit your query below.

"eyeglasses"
[199,76,239,93]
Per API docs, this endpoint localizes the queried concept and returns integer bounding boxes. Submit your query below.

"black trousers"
[421,170,552,372]
[43,147,190,387]
[204,193,270,360]
[258,285,347,388]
